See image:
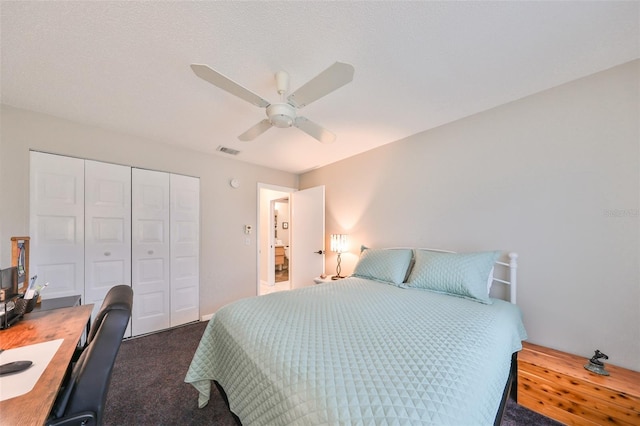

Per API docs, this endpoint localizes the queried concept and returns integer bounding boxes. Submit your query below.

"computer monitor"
[0,266,19,301]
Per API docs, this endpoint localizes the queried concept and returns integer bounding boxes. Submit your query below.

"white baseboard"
[201,313,214,321]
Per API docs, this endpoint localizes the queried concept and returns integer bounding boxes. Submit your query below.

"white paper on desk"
[0,338,63,401]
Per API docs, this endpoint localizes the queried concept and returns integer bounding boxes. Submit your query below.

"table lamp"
[330,234,348,280]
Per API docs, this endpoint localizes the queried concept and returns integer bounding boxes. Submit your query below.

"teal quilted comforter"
[185,278,527,425]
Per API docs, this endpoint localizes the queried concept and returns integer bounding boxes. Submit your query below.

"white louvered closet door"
[131,168,170,336]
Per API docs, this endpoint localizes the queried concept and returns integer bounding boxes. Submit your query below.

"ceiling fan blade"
[191,64,270,108]
[294,117,336,144]
[238,119,273,141]
[287,62,354,109]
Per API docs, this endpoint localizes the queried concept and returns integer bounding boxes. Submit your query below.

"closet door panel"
[29,152,85,299]
[85,160,132,337]
[170,174,200,326]
[132,168,170,335]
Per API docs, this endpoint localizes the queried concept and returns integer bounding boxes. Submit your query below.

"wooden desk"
[32,295,82,312]
[0,304,93,426]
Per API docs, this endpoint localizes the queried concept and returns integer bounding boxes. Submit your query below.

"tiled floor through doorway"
[275,267,288,282]
[260,279,290,295]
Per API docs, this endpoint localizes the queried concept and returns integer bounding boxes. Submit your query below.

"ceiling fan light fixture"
[266,103,296,128]
[271,115,294,128]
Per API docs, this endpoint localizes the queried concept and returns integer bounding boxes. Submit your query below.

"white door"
[132,168,170,335]
[290,186,325,289]
[85,160,132,336]
[29,152,85,299]
[170,174,200,326]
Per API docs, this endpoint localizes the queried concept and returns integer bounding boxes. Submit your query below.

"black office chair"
[46,289,133,426]
[86,285,133,344]
[71,285,133,362]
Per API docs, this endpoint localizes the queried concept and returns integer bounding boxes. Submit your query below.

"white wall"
[0,105,298,316]
[301,60,640,371]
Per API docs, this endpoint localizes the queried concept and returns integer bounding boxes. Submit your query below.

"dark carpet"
[104,321,562,426]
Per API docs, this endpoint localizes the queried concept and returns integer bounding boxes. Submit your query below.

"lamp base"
[331,275,345,280]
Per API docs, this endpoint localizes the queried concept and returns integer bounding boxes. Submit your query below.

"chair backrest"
[87,285,133,344]
[47,291,132,426]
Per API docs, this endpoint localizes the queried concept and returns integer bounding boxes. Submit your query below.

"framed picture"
[282,222,289,229]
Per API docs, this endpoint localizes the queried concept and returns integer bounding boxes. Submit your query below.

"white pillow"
[487,266,495,294]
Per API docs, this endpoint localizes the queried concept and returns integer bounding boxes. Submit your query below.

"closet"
[29,152,199,336]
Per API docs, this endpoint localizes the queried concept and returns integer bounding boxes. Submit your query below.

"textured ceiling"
[1,1,638,174]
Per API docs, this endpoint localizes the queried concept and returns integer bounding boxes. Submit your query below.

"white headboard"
[493,252,519,304]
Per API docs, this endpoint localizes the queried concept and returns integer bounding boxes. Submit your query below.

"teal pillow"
[406,250,501,304]
[352,247,413,286]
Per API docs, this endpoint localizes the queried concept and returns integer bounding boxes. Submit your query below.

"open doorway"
[273,198,290,285]
[257,183,326,295]
[258,184,295,295]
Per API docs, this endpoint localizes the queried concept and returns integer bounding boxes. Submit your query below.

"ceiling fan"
[190,62,354,144]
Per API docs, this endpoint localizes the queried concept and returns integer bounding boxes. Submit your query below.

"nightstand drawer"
[518,342,640,425]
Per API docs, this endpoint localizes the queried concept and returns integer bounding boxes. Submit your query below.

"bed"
[186,248,527,425]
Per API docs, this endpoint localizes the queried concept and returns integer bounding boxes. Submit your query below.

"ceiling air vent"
[216,146,241,156]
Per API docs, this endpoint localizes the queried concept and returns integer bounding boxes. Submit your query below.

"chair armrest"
[46,411,97,426]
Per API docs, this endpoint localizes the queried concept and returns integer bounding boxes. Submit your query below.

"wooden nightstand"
[517,342,640,425]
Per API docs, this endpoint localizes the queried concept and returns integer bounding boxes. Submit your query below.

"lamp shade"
[330,234,348,253]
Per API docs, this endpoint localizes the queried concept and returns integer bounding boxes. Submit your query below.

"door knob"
[148,250,154,255]
[314,250,325,255]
